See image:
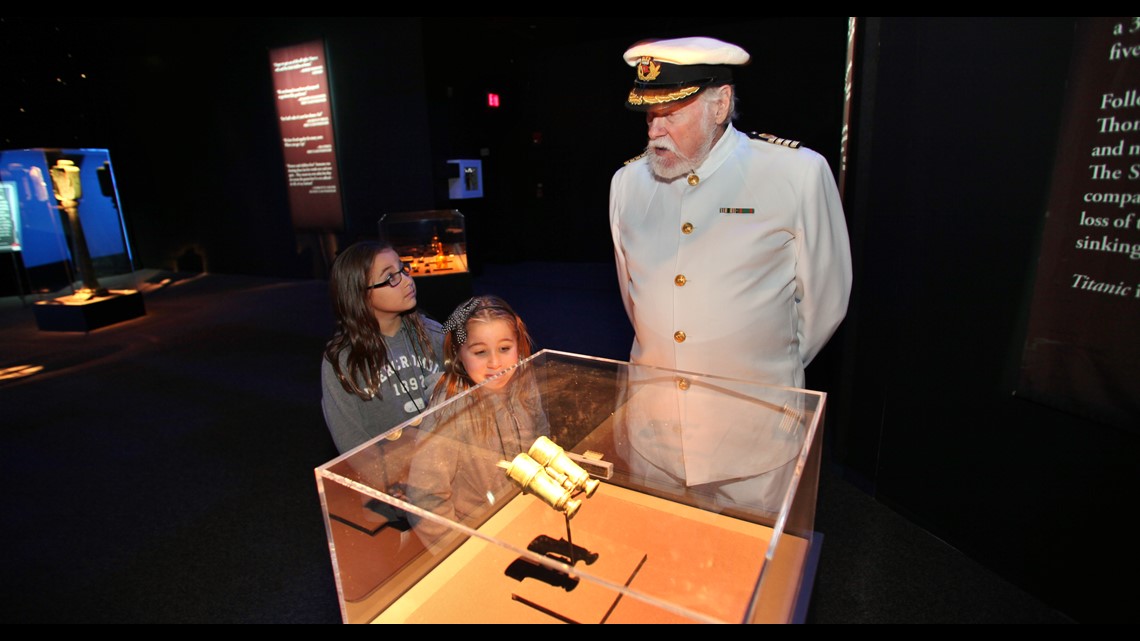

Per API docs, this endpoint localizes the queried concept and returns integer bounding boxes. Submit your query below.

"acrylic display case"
[378,209,471,322]
[0,148,144,331]
[315,350,825,624]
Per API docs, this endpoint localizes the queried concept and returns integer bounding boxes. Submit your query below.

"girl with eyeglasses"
[321,240,444,454]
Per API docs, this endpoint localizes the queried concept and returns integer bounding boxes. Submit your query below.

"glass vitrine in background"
[379,209,471,323]
[0,148,144,331]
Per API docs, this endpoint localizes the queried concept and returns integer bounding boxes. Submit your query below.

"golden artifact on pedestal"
[49,159,107,299]
[527,436,600,498]
[501,452,583,519]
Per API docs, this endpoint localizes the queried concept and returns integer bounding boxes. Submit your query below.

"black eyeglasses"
[365,264,411,290]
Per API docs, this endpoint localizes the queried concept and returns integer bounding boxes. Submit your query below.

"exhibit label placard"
[1018,17,1140,430]
[269,39,344,231]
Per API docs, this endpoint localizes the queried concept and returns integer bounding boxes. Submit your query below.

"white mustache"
[647,137,698,168]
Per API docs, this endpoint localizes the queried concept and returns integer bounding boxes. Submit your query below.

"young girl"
[432,295,535,400]
[406,295,550,552]
[321,240,444,454]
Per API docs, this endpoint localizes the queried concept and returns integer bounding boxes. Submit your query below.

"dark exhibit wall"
[322,20,435,241]
[840,17,1140,623]
[82,18,300,278]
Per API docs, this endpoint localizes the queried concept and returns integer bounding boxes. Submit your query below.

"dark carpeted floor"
[0,264,1073,623]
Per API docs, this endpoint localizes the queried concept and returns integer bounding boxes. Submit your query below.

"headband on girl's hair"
[442,297,516,345]
[442,297,482,345]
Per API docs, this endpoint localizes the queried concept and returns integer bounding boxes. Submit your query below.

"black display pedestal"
[33,289,146,332]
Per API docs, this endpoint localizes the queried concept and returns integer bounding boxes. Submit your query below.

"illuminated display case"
[379,209,467,277]
[315,350,824,624]
[0,148,144,331]
[378,209,471,322]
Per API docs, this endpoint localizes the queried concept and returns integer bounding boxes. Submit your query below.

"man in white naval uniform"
[608,37,852,515]
[610,36,852,389]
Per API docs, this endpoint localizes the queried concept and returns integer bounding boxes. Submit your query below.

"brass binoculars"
[502,437,601,519]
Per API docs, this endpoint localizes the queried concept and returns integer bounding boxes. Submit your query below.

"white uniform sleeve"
[794,152,853,367]
[609,169,635,325]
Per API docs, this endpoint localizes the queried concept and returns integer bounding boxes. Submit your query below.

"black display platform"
[32,289,146,332]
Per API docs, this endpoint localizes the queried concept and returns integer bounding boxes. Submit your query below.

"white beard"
[646,139,693,181]
[646,112,722,182]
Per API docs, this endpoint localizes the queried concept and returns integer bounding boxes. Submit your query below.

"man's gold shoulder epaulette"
[624,150,648,165]
[748,131,802,149]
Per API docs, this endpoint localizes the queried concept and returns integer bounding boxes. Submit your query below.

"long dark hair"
[323,240,435,401]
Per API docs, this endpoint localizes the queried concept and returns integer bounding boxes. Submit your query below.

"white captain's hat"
[623,36,750,111]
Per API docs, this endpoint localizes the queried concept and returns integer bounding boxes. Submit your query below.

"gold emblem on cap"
[637,56,661,82]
